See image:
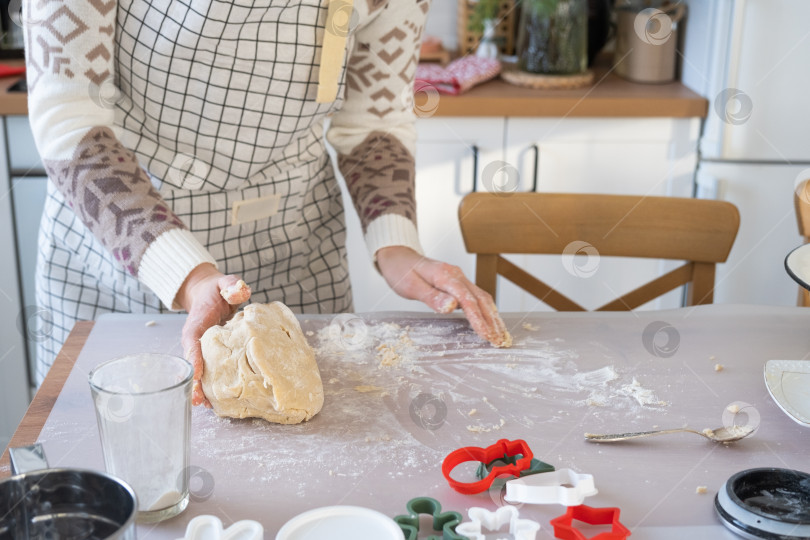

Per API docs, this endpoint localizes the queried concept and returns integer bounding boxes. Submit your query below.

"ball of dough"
[200,302,323,424]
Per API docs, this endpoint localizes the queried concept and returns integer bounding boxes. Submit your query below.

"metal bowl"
[0,445,137,540]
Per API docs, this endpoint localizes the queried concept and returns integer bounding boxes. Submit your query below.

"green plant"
[467,0,501,32]
[523,0,560,17]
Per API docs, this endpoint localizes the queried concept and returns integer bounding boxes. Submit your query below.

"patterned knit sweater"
[24,0,429,309]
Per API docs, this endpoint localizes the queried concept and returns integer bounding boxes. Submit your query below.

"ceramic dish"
[785,243,810,291]
[764,360,810,427]
[275,506,404,540]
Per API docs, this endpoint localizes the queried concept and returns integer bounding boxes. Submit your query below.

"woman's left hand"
[376,246,511,347]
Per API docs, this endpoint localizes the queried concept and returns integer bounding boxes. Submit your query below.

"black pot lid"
[715,468,810,539]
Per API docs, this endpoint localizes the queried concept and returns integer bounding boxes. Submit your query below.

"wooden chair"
[794,179,810,306]
[459,192,740,311]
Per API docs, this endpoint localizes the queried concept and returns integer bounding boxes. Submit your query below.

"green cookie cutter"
[393,496,467,540]
[475,453,555,480]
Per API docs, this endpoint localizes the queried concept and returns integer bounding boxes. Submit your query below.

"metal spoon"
[584,424,755,443]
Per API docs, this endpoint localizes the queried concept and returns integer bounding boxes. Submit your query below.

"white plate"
[764,360,810,427]
[275,506,404,540]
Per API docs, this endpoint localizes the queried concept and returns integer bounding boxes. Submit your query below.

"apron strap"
[317,0,354,103]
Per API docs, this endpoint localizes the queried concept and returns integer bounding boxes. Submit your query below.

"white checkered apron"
[34,0,355,384]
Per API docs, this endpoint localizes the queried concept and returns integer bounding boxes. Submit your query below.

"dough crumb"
[305,330,314,337]
[468,408,478,416]
[467,424,490,433]
[702,428,715,437]
[377,343,401,367]
[219,279,251,303]
[696,486,708,494]
[714,363,724,372]
[709,355,716,361]
[726,404,741,414]
[145,320,156,327]
[506,363,517,369]
[494,331,513,348]
[354,385,388,395]
[328,378,339,384]
[522,322,539,331]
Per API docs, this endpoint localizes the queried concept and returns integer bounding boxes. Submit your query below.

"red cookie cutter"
[550,505,631,540]
[442,439,534,495]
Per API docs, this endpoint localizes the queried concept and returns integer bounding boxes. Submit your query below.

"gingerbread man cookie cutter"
[393,497,465,540]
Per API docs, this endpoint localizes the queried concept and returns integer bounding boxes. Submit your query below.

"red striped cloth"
[415,57,501,95]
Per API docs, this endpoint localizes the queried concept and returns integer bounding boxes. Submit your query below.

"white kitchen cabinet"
[697,162,803,306]
[0,117,35,452]
[497,117,702,312]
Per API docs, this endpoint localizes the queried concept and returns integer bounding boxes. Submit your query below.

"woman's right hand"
[176,263,251,407]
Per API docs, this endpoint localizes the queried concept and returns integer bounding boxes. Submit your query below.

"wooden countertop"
[0,60,706,119]
[0,59,26,116]
[0,321,93,477]
[430,73,707,118]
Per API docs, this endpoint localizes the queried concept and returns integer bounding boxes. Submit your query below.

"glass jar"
[516,0,588,75]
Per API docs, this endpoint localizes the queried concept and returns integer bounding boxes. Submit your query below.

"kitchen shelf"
[428,71,708,118]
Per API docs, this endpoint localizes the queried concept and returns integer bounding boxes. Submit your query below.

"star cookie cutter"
[393,496,465,540]
[177,515,263,540]
[455,506,540,540]
[549,505,631,540]
[505,468,598,506]
[442,438,534,494]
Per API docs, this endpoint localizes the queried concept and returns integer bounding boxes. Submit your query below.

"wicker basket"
[457,0,516,57]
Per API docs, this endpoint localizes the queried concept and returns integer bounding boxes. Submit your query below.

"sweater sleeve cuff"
[365,213,424,263]
[138,228,218,311]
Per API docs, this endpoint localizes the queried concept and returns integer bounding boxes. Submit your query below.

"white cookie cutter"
[455,506,540,540]
[177,515,263,540]
[504,468,597,506]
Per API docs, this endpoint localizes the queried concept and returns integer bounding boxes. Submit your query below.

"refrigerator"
[680,0,810,305]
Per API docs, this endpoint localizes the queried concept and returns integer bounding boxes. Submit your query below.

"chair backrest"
[794,179,810,306]
[459,192,740,311]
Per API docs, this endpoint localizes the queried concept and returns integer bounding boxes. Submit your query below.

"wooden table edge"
[0,320,95,477]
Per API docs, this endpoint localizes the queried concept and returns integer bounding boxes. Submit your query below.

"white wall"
[425,1,458,51]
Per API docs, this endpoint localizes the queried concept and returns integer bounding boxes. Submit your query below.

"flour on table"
[618,378,668,407]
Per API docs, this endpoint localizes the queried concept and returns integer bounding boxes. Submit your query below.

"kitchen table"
[2,306,809,540]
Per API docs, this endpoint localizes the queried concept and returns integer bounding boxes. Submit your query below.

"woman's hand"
[376,246,511,347]
[176,263,251,407]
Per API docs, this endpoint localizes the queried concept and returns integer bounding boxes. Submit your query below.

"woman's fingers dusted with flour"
[176,263,252,407]
[376,246,512,347]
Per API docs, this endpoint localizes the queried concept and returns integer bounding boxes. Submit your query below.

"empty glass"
[89,353,193,523]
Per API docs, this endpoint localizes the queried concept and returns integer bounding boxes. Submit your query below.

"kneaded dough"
[201,302,323,424]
